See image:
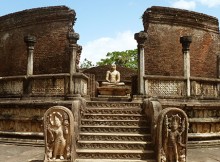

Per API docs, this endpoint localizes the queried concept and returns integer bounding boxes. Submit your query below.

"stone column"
[217,54,220,78]
[180,36,192,97]
[24,35,36,76]
[67,31,79,96]
[134,31,148,95]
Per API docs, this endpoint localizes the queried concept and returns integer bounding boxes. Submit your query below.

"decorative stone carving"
[180,36,192,52]
[76,45,82,72]
[43,106,75,162]
[147,80,185,97]
[143,98,162,146]
[134,31,148,48]
[157,108,188,162]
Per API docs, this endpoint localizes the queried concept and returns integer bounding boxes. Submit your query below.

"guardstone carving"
[157,108,188,162]
[43,106,75,162]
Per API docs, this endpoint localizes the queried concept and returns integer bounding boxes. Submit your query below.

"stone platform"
[0,143,220,162]
[97,86,130,96]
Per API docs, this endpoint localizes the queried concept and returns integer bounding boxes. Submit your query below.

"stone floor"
[0,143,220,162]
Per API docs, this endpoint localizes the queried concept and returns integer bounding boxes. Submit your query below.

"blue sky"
[1,0,220,64]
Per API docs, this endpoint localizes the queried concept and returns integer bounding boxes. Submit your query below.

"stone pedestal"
[97,86,130,96]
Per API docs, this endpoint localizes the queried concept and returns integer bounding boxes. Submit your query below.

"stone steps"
[80,125,150,133]
[75,159,156,162]
[81,119,148,126]
[83,108,143,115]
[76,149,155,160]
[79,132,151,141]
[76,101,155,161]
[82,114,146,120]
[77,140,153,150]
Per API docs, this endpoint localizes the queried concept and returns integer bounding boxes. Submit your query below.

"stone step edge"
[84,107,142,110]
[78,140,150,144]
[80,125,149,128]
[75,159,156,162]
[83,114,145,116]
[76,149,154,153]
[81,119,148,122]
[79,132,151,136]
[87,101,141,104]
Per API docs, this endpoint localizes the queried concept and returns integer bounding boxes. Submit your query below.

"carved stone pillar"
[67,31,79,96]
[24,35,36,76]
[180,36,192,97]
[134,31,148,95]
[76,45,82,72]
[217,54,220,78]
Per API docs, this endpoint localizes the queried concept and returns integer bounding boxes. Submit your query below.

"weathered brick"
[142,6,220,78]
[0,6,76,76]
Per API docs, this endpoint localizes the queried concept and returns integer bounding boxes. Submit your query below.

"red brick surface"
[142,6,220,78]
[0,6,75,76]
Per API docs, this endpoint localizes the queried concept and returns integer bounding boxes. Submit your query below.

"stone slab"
[0,143,220,162]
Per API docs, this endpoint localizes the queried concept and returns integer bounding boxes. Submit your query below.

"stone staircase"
[75,101,156,162]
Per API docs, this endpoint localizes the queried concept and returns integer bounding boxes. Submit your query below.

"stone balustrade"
[0,73,88,99]
[144,75,220,99]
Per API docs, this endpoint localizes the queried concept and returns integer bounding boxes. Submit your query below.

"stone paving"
[0,143,220,162]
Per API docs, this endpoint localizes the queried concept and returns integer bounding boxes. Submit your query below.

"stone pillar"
[24,35,36,76]
[180,36,192,97]
[217,54,220,78]
[67,31,79,97]
[134,31,148,95]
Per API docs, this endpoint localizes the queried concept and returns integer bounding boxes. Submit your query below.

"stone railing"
[144,75,186,98]
[0,73,88,99]
[190,77,220,98]
[144,75,220,99]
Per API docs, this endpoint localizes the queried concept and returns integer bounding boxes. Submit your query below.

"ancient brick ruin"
[0,5,219,162]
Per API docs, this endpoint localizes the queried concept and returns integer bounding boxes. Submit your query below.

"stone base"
[97,86,130,96]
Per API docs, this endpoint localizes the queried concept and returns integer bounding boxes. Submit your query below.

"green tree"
[97,49,138,69]
[80,58,95,69]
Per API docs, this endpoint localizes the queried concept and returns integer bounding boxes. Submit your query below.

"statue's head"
[170,114,181,131]
[50,112,63,127]
[111,64,116,70]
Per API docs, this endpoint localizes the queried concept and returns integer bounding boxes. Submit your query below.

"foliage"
[80,58,95,69]
[97,49,138,69]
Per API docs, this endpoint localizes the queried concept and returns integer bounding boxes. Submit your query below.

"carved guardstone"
[157,108,188,162]
[43,106,75,162]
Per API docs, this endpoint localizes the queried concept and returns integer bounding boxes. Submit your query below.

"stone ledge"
[97,86,130,96]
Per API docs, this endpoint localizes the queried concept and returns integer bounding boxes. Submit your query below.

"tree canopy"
[97,49,138,69]
[80,49,138,69]
[80,58,95,69]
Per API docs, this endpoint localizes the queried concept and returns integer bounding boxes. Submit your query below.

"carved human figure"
[163,114,186,162]
[102,64,125,86]
[47,112,67,160]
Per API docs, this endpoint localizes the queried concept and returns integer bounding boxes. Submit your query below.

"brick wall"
[0,6,76,76]
[142,6,220,78]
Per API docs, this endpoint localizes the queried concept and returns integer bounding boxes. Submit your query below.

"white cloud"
[171,0,196,10]
[198,0,220,7]
[80,31,137,64]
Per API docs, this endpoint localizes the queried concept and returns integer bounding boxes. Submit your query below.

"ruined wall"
[142,6,220,78]
[0,6,75,76]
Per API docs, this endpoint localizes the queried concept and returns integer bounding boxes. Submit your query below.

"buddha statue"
[102,64,125,86]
